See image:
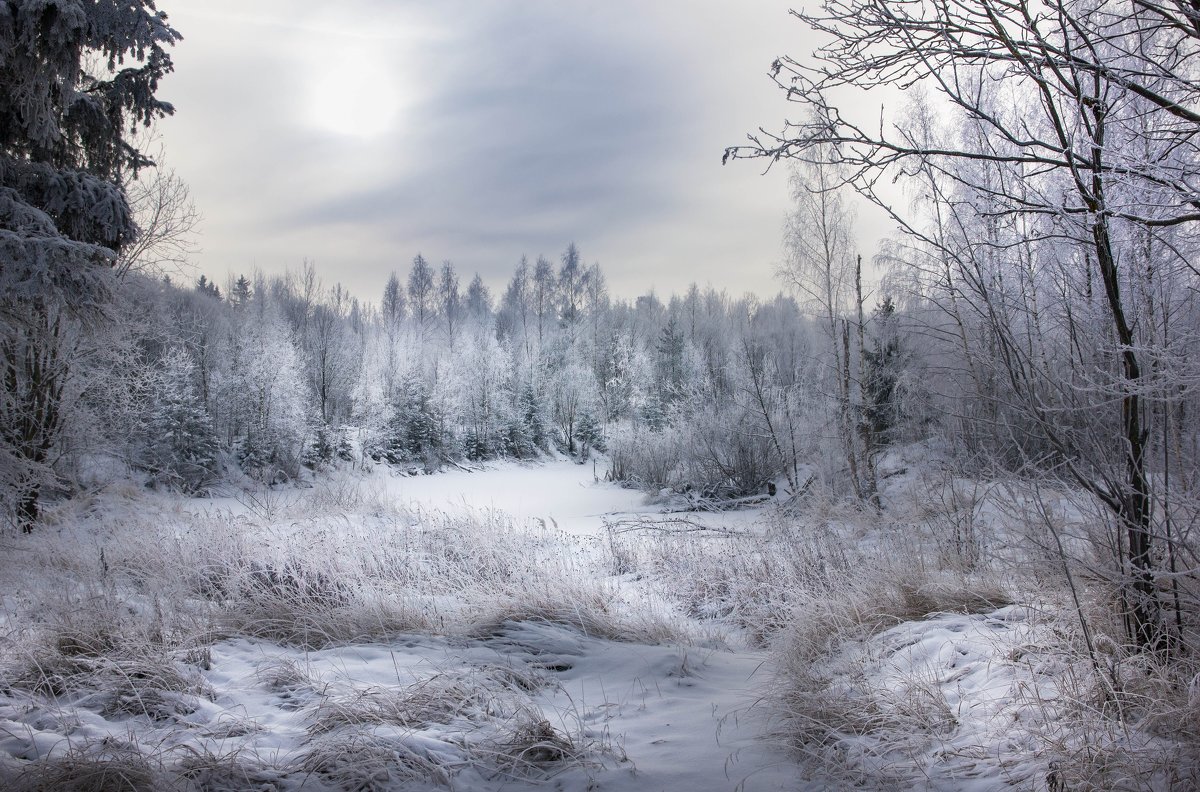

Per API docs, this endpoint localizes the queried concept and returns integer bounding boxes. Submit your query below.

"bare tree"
[117,163,200,277]
[727,0,1200,651]
[437,260,461,348]
[407,254,434,336]
[780,155,871,499]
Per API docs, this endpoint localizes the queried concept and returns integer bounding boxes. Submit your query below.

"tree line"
[28,250,918,504]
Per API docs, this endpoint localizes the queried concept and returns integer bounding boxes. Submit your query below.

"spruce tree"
[142,348,219,493]
[0,1,181,527]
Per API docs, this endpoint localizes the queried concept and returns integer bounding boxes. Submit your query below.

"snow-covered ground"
[1,458,1194,790]
[0,625,797,790]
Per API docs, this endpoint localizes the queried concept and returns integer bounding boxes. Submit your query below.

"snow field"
[0,458,1196,790]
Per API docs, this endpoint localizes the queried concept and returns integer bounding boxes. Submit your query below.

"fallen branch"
[680,494,772,513]
[603,516,745,536]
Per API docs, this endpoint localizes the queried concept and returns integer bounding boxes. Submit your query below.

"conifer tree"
[0,0,181,527]
[141,348,219,493]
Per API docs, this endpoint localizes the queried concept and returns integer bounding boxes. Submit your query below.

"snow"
[1,456,1184,790]
[373,459,652,535]
[0,459,803,790]
[0,624,798,790]
[840,607,1046,791]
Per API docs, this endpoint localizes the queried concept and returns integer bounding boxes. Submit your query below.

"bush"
[607,424,681,490]
[680,405,781,496]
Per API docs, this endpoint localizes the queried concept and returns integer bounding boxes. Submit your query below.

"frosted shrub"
[679,405,782,496]
[607,424,681,491]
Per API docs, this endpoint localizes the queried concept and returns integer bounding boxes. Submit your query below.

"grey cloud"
[282,3,686,248]
[159,0,812,300]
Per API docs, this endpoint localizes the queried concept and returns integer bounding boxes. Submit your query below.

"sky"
[156,1,878,304]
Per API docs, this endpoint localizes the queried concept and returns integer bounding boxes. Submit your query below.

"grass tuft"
[5,743,162,792]
[300,731,454,790]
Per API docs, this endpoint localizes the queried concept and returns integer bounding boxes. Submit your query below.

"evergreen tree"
[141,349,219,494]
[230,275,252,307]
[573,410,605,458]
[862,297,904,445]
[0,1,181,527]
[654,313,687,405]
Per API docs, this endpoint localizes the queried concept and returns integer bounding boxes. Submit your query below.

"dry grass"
[0,480,663,788]
[5,468,1198,791]
[306,668,513,736]
[608,511,1012,649]
[299,731,454,790]
[173,747,283,792]
[481,711,587,777]
[7,619,212,724]
[1008,627,1200,792]
[3,742,163,792]
[299,657,604,785]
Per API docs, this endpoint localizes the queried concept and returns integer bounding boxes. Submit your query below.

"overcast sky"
[157,1,848,303]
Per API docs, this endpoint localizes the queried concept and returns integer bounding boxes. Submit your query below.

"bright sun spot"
[308,48,401,138]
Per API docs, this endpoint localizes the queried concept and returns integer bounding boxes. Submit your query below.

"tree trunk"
[3,305,66,533]
[18,487,38,532]
[1093,214,1163,652]
[841,320,863,501]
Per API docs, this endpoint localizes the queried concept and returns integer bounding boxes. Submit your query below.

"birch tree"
[727,0,1200,651]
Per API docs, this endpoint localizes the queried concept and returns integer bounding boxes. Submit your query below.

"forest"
[13,246,917,505]
[2,1,1199,790]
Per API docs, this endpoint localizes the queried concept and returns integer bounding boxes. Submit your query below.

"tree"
[407,253,434,333]
[140,347,219,493]
[861,297,905,446]
[229,275,252,308]
[0,0,181,527]
[307,298,357,424]
[559,242,585,327]
[654,312,687,404]
[726,0,1200,651]
[220,298,309,481]
[437,260,461,347]
[381,272,406,329]
[196,275,220,300]
[552,361,595,454]
[380,271,405,401]
[117,162,199,276]
[464,273,491,324]
[497,257,530,345]
[779,156,872,497]
[573,409,605,459]
[532,256,555,347]
[448,326,510,459]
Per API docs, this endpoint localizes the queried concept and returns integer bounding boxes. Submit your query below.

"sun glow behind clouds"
[308,47,403,137]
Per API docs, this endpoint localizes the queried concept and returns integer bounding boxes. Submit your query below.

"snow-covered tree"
[218,296,309,481]
[139,348,219,493]
[449,327,511,460]
[726,0,1200,650]
[464,273,492,325]
[437,260,461,347]
[0,0,181,526]
[408,254,434,335]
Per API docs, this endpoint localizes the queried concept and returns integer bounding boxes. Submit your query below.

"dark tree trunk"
[1093,214,1163,652]
[2,305,65,534]
[18,488,38,532]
